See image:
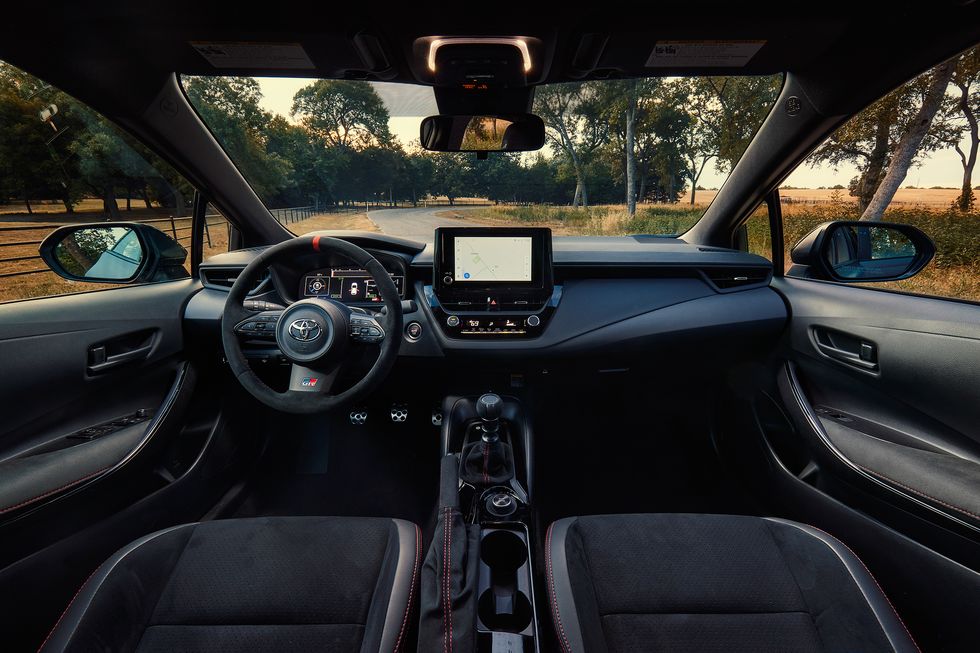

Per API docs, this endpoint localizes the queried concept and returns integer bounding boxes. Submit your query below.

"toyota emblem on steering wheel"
[288,319,321,342]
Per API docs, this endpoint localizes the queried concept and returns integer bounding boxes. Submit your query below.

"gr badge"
[301,377,319,387]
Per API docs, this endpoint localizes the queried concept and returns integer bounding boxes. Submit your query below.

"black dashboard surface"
[190,231,786,358]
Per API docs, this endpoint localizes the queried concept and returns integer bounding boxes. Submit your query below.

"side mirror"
[788,221,935,282]
[420,113,545,152]
[39,223,188,284]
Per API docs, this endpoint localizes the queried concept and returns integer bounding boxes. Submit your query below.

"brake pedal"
[390,404,408,423]
[349,408,368,425]
[431,408,443,427]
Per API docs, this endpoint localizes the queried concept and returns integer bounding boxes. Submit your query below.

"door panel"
[772,277,980,536]
[0,279,197,520]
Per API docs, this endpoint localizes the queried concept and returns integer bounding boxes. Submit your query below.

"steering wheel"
[221,235,403,414]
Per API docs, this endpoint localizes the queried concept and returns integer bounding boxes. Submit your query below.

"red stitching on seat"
[546,522,573,653]
[393,524,421,653]
[0,466,111,515]
[857,464,980,521]
[36,562,104,652]
[808,523,921,653]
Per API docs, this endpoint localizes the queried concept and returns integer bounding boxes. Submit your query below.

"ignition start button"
[405,321,423,340]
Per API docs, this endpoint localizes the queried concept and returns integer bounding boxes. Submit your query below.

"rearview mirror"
[788,221,935,282]
[39,223,188,283]
[420,113,545,152]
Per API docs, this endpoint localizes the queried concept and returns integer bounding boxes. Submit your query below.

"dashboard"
[190,229,786,359]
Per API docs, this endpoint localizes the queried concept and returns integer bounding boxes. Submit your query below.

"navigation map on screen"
[454,236,532,282]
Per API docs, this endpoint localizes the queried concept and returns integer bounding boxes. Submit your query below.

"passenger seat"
[545,513,918,652]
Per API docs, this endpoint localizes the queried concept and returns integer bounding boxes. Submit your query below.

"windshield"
[182,75,782,241]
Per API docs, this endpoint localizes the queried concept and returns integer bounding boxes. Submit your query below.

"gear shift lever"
[477,393,502,441]
[460,393,514,487]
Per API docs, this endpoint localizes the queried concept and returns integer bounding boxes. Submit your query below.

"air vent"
[200,266,270,294]
[702,266,771,290]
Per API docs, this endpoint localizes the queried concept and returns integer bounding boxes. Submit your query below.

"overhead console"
[429,227,558,339]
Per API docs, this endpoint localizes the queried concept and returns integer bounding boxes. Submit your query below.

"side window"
[742,204,774,261]
[781,45,980,302]
[0,60,191,303]
[202,203,232,260]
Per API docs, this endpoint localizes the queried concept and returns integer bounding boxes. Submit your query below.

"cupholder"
[479,588,533,633]
[480,530,528,572]
[479,530,533,633]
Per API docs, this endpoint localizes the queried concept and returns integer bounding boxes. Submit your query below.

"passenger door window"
[781,45,980,302]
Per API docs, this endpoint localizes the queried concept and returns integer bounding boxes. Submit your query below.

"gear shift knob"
[476,393,502,440]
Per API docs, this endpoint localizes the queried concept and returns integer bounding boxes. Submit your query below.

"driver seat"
[38,516,420,653]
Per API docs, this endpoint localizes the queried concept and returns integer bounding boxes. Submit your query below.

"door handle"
[811,328,878,371]
[87,330,157,374]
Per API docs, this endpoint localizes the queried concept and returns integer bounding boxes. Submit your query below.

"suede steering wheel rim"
[221,235,403,414]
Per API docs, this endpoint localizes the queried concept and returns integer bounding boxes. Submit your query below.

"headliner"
[2,2,978,120]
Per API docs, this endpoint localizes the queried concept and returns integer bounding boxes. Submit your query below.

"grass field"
[692,186,968,208]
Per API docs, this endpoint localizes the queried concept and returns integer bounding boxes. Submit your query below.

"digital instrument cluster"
[302,267,405,304]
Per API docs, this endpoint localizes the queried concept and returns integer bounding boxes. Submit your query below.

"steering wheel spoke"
[287,363,342,394]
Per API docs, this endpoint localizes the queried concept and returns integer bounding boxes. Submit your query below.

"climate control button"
[446,315,460,327]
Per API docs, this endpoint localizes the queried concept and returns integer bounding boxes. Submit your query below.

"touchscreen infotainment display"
[453,236,533,282]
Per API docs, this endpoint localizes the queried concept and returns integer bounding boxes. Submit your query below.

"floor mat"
[227,409,440,527]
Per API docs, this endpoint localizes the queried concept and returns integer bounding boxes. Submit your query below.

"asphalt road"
[367,207,474,242]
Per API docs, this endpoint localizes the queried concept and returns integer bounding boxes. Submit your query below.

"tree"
[684,76,781,172]
[430,153,468,205]
[0,63,83,213]
[184,76,292,202]
[291,80,391,149]
[624,80,639,215]
[950,46,980,211]
[862,59,956,220]
[534,82,605,207]
[810,64,957,213]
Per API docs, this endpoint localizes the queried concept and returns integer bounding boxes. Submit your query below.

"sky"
[255,78,968,191]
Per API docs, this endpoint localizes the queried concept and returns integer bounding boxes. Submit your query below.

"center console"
[428,227,559,339]
[444,393,539,653]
